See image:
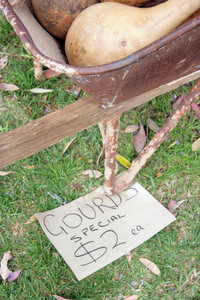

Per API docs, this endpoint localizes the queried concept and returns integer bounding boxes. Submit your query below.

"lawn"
[0,9,200,300]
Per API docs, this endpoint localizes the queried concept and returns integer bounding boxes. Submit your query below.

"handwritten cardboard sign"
[36,182,175,280]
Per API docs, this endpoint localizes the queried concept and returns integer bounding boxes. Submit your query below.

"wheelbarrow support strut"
[103,79,200,195]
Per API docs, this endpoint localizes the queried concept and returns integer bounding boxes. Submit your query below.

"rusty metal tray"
[1,0,200,108]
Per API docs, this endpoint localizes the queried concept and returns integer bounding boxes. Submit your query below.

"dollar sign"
[74,241,107,266]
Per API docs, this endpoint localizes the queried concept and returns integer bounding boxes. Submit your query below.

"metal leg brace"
[103,79,200,195]
[104,117,120,194]
[33,58,61,81]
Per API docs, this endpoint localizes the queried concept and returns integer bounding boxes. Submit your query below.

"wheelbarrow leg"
[33,58,61,81]
[33,58,44,82]
[104,117,120,194]
[114,79,200,194]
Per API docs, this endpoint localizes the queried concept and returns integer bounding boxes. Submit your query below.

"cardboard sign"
[36,182,175,280]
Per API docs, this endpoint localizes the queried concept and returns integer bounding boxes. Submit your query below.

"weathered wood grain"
[0,70,199,168]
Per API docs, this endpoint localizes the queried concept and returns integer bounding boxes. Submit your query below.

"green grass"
[0,11,200,300]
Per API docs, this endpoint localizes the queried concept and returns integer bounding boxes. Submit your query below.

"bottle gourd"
[31,0,98,39]
[65,0,200,66]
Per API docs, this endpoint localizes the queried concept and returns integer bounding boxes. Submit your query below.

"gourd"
[65,0,200,66]
[31,0,98,39]
[100,0,151,7]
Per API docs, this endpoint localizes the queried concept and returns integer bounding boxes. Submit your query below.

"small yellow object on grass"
[117,154,131,168]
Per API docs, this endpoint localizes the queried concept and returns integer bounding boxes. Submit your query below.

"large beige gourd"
[65,0,200,67]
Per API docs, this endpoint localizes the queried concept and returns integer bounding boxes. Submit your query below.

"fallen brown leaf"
[25,213,38,224]
[0,83,19,91]
[29,88,53,93]
[147,117,160,133]
[173,93,184,110]
[12,220,24,237]
[0,171,16,176]
[82,169,103,179]
[168,199,185,214]
[0,251,12,280]
[124,295,138,300]
[0,107,8,112]
[74,183,83,191]
[62,136,77,155]
[125,252,132,263]
[123,124,139,133]
[53,296,74,300]
[0,55,8,71]
[133,122,147,153]
[43,69,61,79]
[192,138,200,152]
[7,269,21,281]
[139,258,160,276]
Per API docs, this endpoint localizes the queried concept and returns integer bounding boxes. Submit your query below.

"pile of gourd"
[31,0,200,67]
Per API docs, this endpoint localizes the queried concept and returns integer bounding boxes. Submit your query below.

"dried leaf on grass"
[0,107,8,112]
[7,270,21,281]
[156,171,164,178]
[82,169,103,179]
[29,88,53,93]
[173,93,184,110]
[0,171,16,176]
[43,69,61,79]
[0,83,19,91]
[192,103,200,119]
[133,122,147,153]
[0,55,8,70]
[124,296,138,300]
[192,138,200,152]
[53,296,74,300]
[123,124,139,133]
[139,258,160,275]
[62,136,77,155]
[125,252,132,263]
[147,117,160,133]
[190,269,198,280]
[168,199,185,214]
[53,297,91,300]
[0,251,12,280]
[74,183,83,191]
[96,146,105,167]
[0,84,53,94]
[12,220,24,237]
[26,165,38,170]
[2,32,16,39]
[25,213,38,224]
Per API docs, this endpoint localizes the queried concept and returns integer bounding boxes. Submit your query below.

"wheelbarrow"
[0,0,200,195]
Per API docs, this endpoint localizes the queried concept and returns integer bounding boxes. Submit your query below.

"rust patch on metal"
[33,58,44,81]
[104,117,120,195]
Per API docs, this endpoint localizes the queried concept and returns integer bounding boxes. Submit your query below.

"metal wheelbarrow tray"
[0,0,200,171]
